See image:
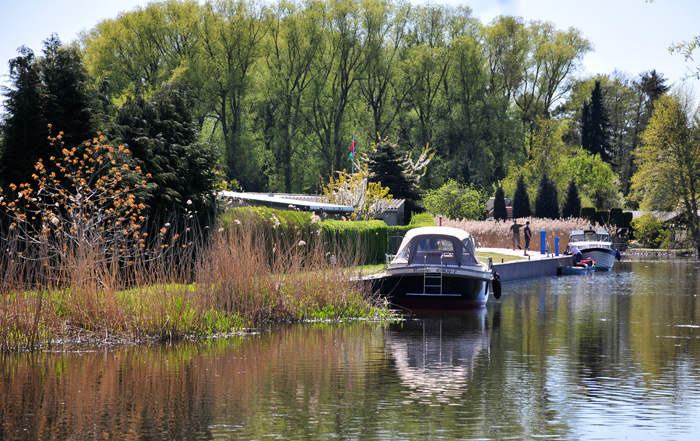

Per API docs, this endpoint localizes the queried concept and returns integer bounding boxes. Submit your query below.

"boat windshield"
[393,242,412,264]
[571,231,611,242]
[461,239,479,266]
[413,237,458,265]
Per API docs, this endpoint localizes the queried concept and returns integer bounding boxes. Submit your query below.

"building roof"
[220,191,405,214]
[220,191,354,213]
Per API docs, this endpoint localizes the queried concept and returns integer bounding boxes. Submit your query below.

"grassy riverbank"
[0,223,391,352]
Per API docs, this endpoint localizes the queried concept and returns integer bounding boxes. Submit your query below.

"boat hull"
[374,270,489,309]
[580,248,616,271]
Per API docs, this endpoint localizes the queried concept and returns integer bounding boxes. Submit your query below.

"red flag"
[347,135,356,160]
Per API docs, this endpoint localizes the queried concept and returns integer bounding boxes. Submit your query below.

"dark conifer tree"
[512,174,531,218]
[366,137,422,219]
[115,83,218,221]
[40,34,100,150]
[534,173,559,219]
[493,186,508,221]
[562,178,582,218]
[1,35,102,188]
[581,80,612,162]
[0,47,51,187]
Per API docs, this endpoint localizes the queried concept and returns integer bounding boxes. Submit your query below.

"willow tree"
[80,0,200,97]
[516,21,592,156]
[303,0,365,182]
[356,0,412,139]
[631,93,700,254]
[401,3,453,155]
[258,0,326,192]
[195,0,269,186]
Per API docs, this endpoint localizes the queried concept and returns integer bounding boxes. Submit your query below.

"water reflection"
[3,260,700,440]
[385,309,490,400]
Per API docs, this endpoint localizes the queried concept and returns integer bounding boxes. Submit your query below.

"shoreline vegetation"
[3,205,685,353]
[0,213,393,352]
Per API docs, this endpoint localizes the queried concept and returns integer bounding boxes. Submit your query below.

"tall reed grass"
[0,218,385,351]
[442,217,599,250]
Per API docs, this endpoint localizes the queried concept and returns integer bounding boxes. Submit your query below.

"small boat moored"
[558,261,596,275]
[566,229,620,271]
[365,226,500,309]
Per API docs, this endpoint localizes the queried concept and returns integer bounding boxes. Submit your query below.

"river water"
[2,259,700,440]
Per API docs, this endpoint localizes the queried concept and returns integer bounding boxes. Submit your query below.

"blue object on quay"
[540,228,546,254]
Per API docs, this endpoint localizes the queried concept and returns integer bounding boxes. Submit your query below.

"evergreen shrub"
[319,220,388,265]
[580,207,596,224]
[596,210,610,226]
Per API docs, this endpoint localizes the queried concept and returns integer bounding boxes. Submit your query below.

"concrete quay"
[478,247,573,283]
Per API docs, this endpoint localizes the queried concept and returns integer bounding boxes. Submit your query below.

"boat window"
[413,238,457,265]
[417,238,454,252]
[461,239,479,265]
[393,242,411,264]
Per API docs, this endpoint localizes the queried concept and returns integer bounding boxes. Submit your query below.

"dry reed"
[442,217,599,250]
[0,219,384,352]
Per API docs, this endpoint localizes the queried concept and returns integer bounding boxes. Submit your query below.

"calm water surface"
[2,259,700,440]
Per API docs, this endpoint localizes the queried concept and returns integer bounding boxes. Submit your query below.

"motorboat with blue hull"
[366,226,500,309]
[566,229,620,271]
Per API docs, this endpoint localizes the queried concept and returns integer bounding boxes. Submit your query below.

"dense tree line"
[0,0,678,226]
[74,0,593,194]
[0,34,218,227]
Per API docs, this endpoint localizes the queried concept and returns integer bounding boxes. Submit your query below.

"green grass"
[476,252,527,263]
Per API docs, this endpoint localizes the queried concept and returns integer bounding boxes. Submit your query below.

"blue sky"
[1,0,698,97]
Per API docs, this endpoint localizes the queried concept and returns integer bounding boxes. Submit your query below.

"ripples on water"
[2,259,700,440]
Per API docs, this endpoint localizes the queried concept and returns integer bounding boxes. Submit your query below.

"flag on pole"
[347,134,356,160]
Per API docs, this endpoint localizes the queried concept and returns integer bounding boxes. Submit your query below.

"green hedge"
[580,207,596,225]
[219,207,395,265]
[219,207,318,266]
[409,212,436,225]
[609,208,624,227]
[595,209,609,226]
[319,219,388,265]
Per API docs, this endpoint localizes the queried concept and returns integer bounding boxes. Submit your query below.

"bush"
[220,207,318,261]
[423,180,485,220]
[631,214,669,248]
[408,212,435,226]
[580,207,596,225]
[609,208,624,227]
[319,219,388,265]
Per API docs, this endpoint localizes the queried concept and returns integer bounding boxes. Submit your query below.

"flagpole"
[351,132,355,175]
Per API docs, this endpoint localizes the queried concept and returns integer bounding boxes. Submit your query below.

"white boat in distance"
[567,229,619,271]
[367,226,501,309]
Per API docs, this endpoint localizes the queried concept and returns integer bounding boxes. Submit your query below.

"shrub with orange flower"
[0,131,150,287]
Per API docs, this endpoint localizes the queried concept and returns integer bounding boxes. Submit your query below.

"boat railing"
[385,254,395,267]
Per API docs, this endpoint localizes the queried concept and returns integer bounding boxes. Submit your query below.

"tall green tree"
[0,47,49,188]
[1,35,102,188]
[304,0,365,182]
[493,186,508,221]
[562,178,581,218]
[357,0,412,139]
[581,80,611,161]
[534,172,559,219]
[257,0,324,192]
[631,92,700,255]
[512,174,531,218]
